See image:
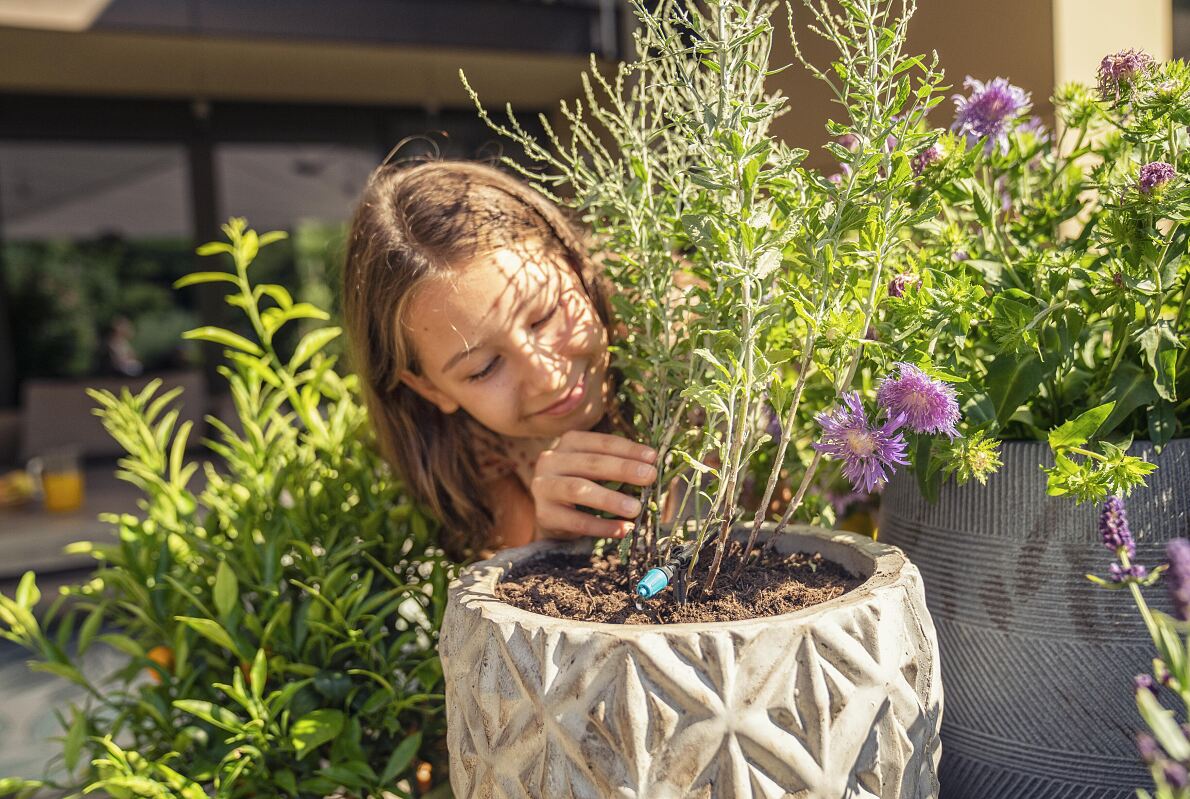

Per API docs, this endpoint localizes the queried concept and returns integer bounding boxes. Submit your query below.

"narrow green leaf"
[213,561,238,618]
[173,271,238,289]
[182,327,263,356]
[14,572,39,610]
[288,327,341,371]
[380,731,422,784]
[175,616,238,655]
[195,242,233,256]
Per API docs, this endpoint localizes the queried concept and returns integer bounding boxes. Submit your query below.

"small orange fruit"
[146,646,175,683]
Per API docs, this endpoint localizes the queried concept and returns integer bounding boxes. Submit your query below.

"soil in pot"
[497,545,863,625]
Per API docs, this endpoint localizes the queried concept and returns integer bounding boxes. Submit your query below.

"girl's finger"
[532,474,644,518]
[537,503,634,539]
[538,450,657,487]
[556,430,657,464]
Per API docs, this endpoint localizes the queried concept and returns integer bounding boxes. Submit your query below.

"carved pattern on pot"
[440,525,944,799]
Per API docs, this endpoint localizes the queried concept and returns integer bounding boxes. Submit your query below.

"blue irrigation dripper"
[634,537,706,601]
[636,564,674,599]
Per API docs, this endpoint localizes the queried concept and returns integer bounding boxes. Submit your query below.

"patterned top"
[470,420,559,490]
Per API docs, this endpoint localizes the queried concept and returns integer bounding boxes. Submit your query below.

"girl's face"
[398,238,610,439]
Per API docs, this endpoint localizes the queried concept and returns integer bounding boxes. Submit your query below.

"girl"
[342,160,659,559]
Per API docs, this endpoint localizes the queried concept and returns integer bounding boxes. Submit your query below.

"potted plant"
[443,0,954,795]
[875,48,1190,796]
[0,221,454,799]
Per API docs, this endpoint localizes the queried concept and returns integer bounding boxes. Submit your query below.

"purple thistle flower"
[876,363,961,438]
[813,392,909,494]
[911,144,943,176]
[1099,496,1136,557]
[1138,161,1176,195]
[1097,49,1154,99]
[1166,538,1190,621]
[951,76,1032,154]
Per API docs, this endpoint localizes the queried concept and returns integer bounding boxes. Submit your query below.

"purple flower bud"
[1109,562,1148,583]
[911,144,943,176]
[887,273,920,298]
[952,250,970,262]
[837,133,859,151]
[1136,732,1161,765]
[1112,271,1125,288]
[1164,761,1190,790]
[1097,49,1155,99]
[765,404,783,442]
[1166,538,1190,621]
[951,76,1031,154]
[1099,497,1135,557]
[1134,673,1158,696]
[1138,161,1176,195]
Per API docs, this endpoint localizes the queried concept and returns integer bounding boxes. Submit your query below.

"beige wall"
[0,26,594,109]
[770,0,1171,168]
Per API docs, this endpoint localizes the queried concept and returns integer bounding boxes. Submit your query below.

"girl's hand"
[530,431,658,540]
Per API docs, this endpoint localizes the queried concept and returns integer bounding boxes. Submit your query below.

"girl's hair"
[342,160,621,559]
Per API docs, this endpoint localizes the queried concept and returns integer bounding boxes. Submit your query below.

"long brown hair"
[342,160,620,559]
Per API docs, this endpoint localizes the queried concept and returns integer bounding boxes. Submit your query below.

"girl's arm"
[482,472,537,550]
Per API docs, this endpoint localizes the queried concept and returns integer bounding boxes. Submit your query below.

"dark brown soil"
[496,546,864,625]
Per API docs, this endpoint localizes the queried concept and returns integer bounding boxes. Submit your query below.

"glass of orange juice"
[28,448,85,513]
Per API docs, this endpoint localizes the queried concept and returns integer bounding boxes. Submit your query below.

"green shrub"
[0,219,454,799]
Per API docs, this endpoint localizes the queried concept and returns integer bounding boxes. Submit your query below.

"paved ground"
[0,637,124,786]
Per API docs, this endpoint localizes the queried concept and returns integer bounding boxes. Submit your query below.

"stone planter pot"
[439,524,943,798]
[879,439,1190,799]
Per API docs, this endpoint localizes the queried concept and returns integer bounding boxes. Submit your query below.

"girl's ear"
[398,369,461,414]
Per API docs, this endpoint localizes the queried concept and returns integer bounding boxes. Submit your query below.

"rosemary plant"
[464,0,946,596]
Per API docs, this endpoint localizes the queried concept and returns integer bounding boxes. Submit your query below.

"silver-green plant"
[465,0,946,595]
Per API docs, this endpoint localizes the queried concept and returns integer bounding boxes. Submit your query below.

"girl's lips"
[538,375,587,416]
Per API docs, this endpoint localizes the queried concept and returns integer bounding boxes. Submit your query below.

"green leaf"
[249,648,267,698]
[380,731,422,784]
[173,700,243,733]
[984,351,1048,427]
[175,616,238,655]
[63,709,86,772]
[258,230,289,247]
[1138,687,1190,760]
[195,242,233,256]
[14,572,39,610]
[1148,400,1176,448]
[1139,322,1181,401]
[289,327,341,371]
[213,560,239,618]
[292,709,345,761]
[1101,362,1158,436]
[1048,403,1114,450]
[182,327,263,356]
[173,271,238,289]
[27,661,87,688]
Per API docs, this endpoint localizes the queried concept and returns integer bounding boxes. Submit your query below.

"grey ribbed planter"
[440,524,943,799]
[879,439,1190,799]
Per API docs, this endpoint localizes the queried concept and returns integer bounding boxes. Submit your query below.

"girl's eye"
[466,356,500,383]
[531,299,561,329]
